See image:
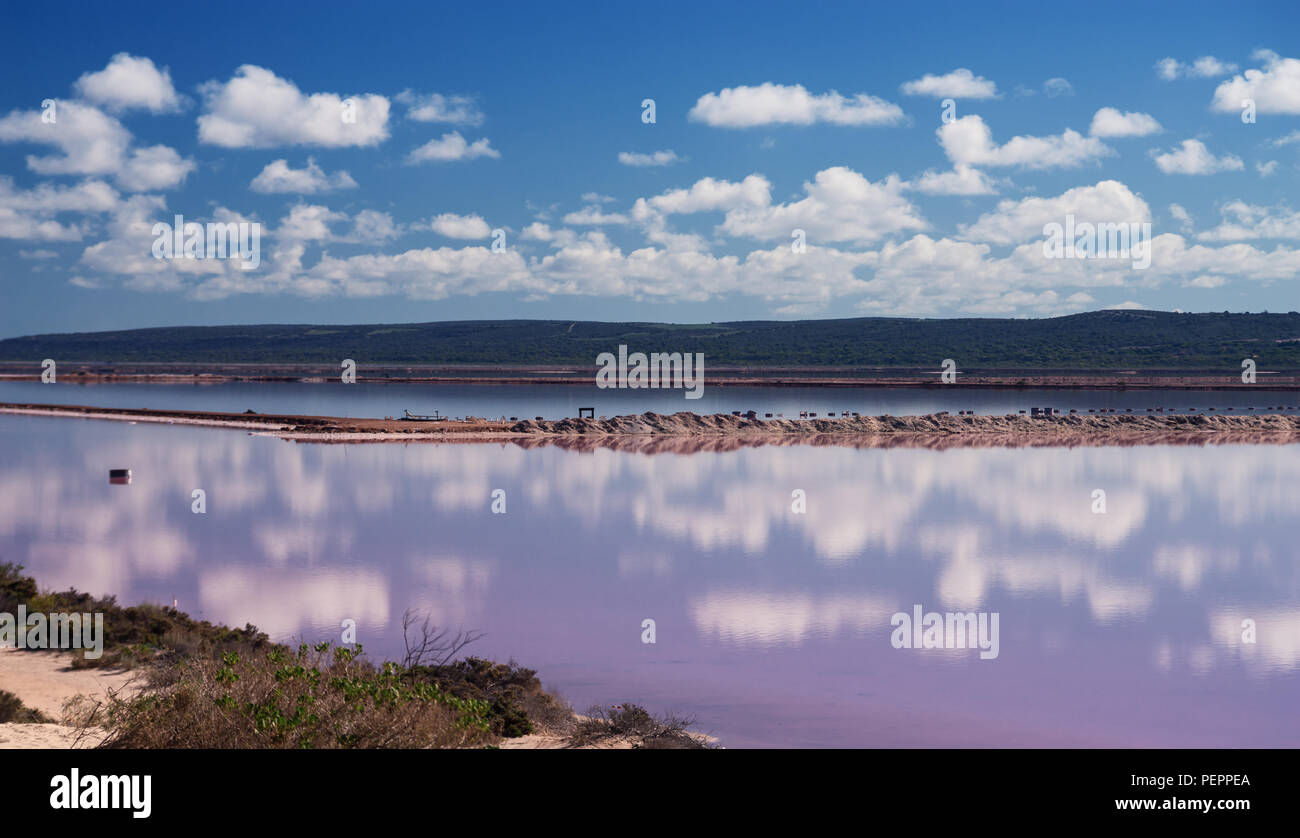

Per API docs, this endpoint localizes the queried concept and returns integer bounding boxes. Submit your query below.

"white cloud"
[74,53,183,113]
[276,203,345,242]
[1272,130,1300,147]
[635,174,771,217]
[1158,56,1239,80]
[1257,160,1278,177]
[407,131,499,163]
[938,114,1111,169]
[1043,77,1074,97]
[19,248,58,259]
[430,212,491,239]
[1156,58,1182,80]
[617,149,682,167]
[1197,201,1300,241]
[349,210,398,243]
[1152,139,1244,175]
[906,165,999,195]
[116,145,195,191]
[717,167,927,244]
[0,100,190,191]
[1211,53,1300,114]
[394,90,483,125]
[1191,56,1239,77]
[688,83,904,127]
[0,101,130,177]
[197,65,390,147]
[1088,108,1162,138]
[520,222,555,241]
[634,169,922,245]
[959,180,1150,245]
[0,176,118,241]
[1168,203,1194,233]
[69,193,1300,318]
[900,69,998,99]
[562,206,629,225]
[250,158,358,193]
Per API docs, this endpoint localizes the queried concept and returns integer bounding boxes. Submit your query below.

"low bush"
[83,643,496,749]
[0,689,53,724]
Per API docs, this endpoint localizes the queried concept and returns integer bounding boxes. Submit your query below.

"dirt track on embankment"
[4,401,1300,452]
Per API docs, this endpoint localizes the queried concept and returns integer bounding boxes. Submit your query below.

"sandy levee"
[5,402,1300,449]
[0,647,136,749]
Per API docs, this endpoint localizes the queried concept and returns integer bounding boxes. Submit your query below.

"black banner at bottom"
[10,747,1279,825]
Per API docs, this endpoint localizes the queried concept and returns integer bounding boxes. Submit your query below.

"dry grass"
[572,704,714,749]
[74,644,498,749]
[0,689,53,724]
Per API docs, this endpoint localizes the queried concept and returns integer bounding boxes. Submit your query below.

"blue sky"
[1,0,1298,338]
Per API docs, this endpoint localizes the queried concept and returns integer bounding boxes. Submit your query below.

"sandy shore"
[0,647,137,749]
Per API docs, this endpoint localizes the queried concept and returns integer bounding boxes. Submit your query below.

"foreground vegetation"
[2,564,711,748]
[4,309,1300,369]
[0,689,52,723]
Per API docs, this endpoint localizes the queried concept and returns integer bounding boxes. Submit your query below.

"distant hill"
[3,310,1300,369]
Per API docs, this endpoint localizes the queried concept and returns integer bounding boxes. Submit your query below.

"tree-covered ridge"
[3,309,1300,368]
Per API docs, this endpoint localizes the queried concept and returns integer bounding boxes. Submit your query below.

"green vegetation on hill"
[3,309,1300,368]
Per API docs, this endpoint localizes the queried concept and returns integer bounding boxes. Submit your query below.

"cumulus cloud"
[394,90,484,125]
[68,191,1300,318]
[631,169,924,244]
[1158,56,1239,80]
[349,210,398,243]
[938,114,1111,169]
[900,69,998,99]
[407,131,499,163]
[117,145,196,191]
[1197,201,1300,241]
[197,65,390,147]
[0,101,130,177]
[562,206,629,225]
[688,83,904,127]
[958,180,1151,245]
[430,212,491,239]
[1152,139,1244,175]
[1168,203,1194,233]
[617,149,681,167]
[250,158,358,193]
[717,167,927,244]
[275,203,345,242]
[1211,53,1300,114]
[1088,108,1162,138]
[634,174,772,217]
[74,53,183,113]
[905,165,999,196]
[1042,77,1074,97]
[0,101,191,190]
[0,176,118,240]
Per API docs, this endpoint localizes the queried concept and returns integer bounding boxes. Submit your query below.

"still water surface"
[1,404,1296,747]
